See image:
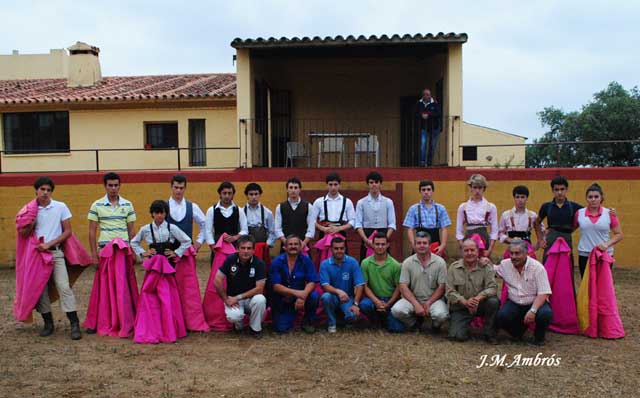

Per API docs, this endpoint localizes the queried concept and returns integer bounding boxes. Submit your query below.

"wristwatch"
[354,302,360,307]
[529,307,538,314]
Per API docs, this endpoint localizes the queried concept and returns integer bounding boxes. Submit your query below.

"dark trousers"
[448,296,500,341]
[497,300,553,342]
[271,291,319,333]
[579,255,615,278]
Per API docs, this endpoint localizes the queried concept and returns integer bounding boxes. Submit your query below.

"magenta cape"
[365,230,378,258]
[14,199,54,322]
[544,237,579,334]
[174,246,210,332]
[202,234,236,331]
[314,232,342,268]
[83,238,139,337]
[254,242,271,269]
[134,255,187,344]
[577,248,625,339]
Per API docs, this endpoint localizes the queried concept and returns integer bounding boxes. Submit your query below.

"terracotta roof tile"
[0,73,237,105]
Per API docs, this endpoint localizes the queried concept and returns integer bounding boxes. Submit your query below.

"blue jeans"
[321,292,358,327]
[271,291,319,333]
[420,128,440,166]
[359,297,405,333]
[497,300,553,341]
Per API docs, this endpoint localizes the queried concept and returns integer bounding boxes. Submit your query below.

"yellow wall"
[0,49,68,80]
[0,106,239,172]
[1,177,637,268]
[461,122,526,167]
[249,49,449,167]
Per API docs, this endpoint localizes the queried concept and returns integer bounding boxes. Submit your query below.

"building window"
[2,111,69,154]
[188,119,206,166]
[462,146,478,161]
[145,122,178,149]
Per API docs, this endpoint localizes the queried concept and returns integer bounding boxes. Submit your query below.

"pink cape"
[13,199,54,322]
[314,232,342,269]
[202,234,236,331]
[174,246,210,332]
[83,238,140,337]
[134,255,187,344]
[544,237,580,334]
[365,230,378,258]
[577,248,625,339]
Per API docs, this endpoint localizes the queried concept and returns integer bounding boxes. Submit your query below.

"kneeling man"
[214,235,267,337]
[495,240,553,346]
[446,239,499,343]
[391,231,448,333]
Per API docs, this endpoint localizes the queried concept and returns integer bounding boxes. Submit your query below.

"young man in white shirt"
[312,172,356,239]
[18,177,81,340]
[167,175,207,251]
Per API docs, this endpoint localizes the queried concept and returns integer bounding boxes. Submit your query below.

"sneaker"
[327,325,337,334]
[302,322,316,334]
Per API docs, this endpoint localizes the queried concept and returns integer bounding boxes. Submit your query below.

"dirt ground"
[0,263,638,398]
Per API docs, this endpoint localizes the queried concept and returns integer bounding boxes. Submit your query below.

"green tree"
[527,82,640,167]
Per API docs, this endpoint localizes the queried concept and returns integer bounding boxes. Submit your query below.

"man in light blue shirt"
[355,171,396,260]
[320,237,365,333]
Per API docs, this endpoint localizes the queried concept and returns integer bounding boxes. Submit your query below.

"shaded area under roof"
[231,33,468,49]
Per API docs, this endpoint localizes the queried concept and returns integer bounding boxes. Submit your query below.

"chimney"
[67,41,102,87]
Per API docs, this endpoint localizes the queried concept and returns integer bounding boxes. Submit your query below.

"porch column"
[236,48,253,167]
[445,43,463,167]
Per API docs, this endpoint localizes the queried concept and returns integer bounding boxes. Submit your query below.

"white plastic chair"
[286,142,310,167]
[354,135,380,167]
[317,137,344,167]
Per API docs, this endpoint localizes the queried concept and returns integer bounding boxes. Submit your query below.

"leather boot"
[39,312,54,337]
[66,311,82,340]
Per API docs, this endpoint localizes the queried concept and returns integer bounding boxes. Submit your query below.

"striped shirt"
[88,195,136,245]
[495,257,552,305]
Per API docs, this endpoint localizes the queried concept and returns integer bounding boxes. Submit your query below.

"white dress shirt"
[354,193,396,230]
[274,198,316,239]
[241,203,277,246]
[130,220,192,258]
[204,201,248,245]
[311,193,356,226]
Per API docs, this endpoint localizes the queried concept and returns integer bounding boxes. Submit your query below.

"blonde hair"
[467,174,488,189]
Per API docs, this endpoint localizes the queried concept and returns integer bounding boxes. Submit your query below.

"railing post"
[95,149,99,172]
[177,147,181,170]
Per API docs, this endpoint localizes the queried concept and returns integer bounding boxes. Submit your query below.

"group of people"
[14,170,624,345]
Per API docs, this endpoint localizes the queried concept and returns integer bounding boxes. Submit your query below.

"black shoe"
[528,338,546,347]
[85,328,96,334]
[249,329,262,339]
[430,325,441,335]
[301,322,316,334]
[39,313,54,337]
[70,322,82,340]
[485,336,499,345]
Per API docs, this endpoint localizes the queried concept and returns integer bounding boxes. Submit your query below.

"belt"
[51,244,62,251]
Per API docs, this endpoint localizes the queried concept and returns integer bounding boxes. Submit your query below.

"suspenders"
[323,196,347,224]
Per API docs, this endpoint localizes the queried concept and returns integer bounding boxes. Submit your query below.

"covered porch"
[233,33,466,168]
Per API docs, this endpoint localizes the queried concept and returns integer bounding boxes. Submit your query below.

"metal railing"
[458,139,640,168]
[0,146,243,173]
[240,116,456,168]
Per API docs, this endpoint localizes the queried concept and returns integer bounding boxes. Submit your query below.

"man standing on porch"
[274,177,315,252]
[416,88,441,167]
[355,171,396,260]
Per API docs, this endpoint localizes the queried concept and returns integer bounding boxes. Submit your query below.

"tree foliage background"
[526,82,640,167]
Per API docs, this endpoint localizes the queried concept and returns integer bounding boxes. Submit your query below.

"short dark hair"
[244,182,263,195]
[285,234,301,244]
[149,200,169,215]
[237,235,255,248]
[171,174,187,186]
[326,172,342,184]
[419,180,435,191]
[103,172,121,185]
[512,185,530,197]
[372,232,387,242]
[286,177,302,189]
[550,176,569,189]
[366,171,383,184]
[34,176,55,191]
[330,237,346,247]
[217,181,235,194]
[414,230,432,243]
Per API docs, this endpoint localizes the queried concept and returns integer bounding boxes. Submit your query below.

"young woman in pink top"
[574,183,623,277]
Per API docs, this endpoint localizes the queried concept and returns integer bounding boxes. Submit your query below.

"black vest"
[281,200,309,239]
[214,205,239,242]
